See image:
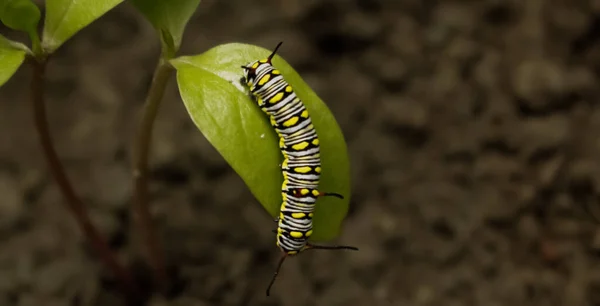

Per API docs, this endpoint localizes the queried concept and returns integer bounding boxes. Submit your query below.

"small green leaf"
[0,0,41,34]
[42,0,124,52]
[172,43,351,241]
[130,0,201,55]
[0,34,27,87]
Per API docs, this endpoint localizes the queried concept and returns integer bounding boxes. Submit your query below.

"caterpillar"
[240,42,358,296]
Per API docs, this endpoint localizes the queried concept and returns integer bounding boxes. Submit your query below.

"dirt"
[2,0,600,305]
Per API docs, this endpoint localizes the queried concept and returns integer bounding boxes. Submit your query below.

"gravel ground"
[2,0,600,305]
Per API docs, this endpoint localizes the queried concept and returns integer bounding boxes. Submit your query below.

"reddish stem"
[29,58,140,303]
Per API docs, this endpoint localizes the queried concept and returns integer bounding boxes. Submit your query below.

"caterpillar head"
[240,60,259,87]
[240,41,283,88]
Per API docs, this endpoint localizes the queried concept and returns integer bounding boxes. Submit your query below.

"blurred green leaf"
[0,34,27,87]
[130,0,200,56]
[0,0,41,34]
[171,43,351,241]
[42,0,124,52]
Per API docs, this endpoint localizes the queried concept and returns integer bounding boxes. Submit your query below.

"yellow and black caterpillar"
[241,42,358,296]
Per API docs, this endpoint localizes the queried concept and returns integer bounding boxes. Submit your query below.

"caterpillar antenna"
[266,253,287,296]
[267,41,284,62]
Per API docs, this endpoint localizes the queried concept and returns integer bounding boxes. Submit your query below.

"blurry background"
[1,0,600,305]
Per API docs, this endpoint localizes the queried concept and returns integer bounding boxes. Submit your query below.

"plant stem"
[131,57,173,292]
[29,58,140,302]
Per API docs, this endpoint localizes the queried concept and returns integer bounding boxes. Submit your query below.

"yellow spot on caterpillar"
[308,212,314,218]
[285,85,293,92]
[291,212,306,219]
[270,116,277,127]
[315,167,321,173]
[306,230,313,237]
[252,62,260,68]
[272,70,281,75]
[279,137,285,148]
[258,74,271,86]
[312,139,319,145]
[287,250,298,255]
[312,190,320,197]
[259,59,268,63]
[294,166,312,173]
[280,212,284,220]
[290,231,303,238]
[269,92,284,104]
[283,116,299,127]
[301,110,309,118]
[257,97,264,106]
[247,81,252,87]
[301,189,310,195]
[292,142,309,151]
[282,159,288,168]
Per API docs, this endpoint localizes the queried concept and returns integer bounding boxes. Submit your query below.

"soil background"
[2,0,600,305]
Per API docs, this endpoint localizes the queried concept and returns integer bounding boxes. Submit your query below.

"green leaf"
[172,43,351,241]
[130,0,201,55]
[0,34,27,87]
[42,0,124,52]
[0,0,41,34]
